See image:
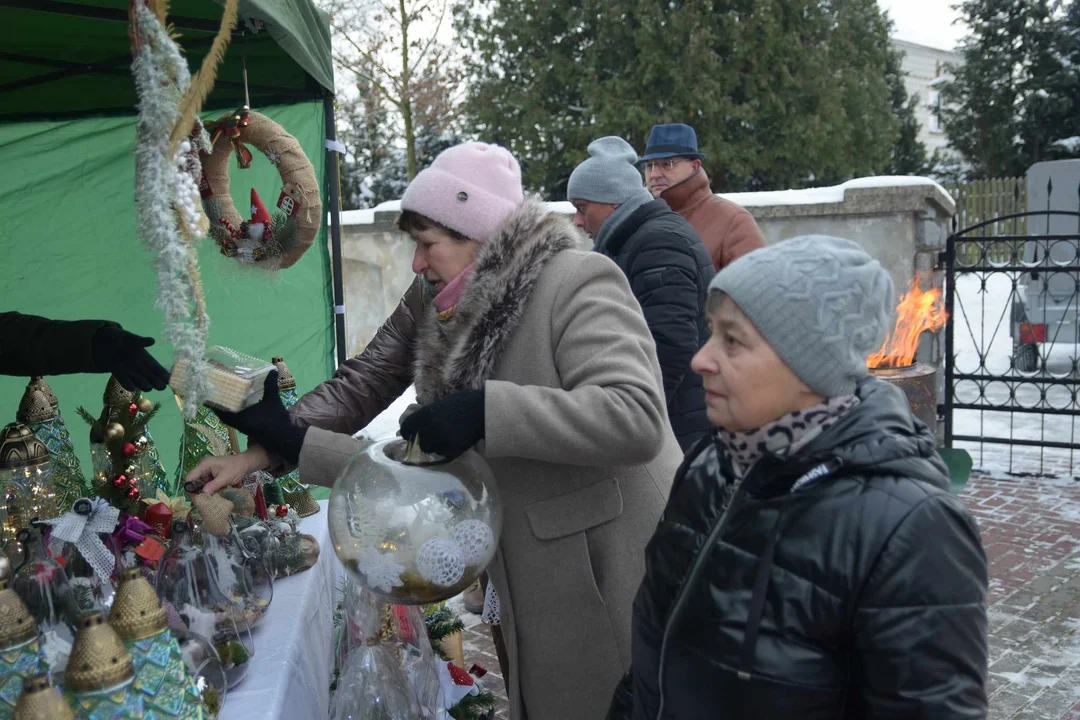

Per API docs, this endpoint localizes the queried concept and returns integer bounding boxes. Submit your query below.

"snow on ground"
[952,272,1080,477]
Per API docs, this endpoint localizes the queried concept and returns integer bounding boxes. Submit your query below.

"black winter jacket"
[596,200,714,450]
[611,379,989,719]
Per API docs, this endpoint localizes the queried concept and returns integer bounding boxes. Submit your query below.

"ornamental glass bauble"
[329,438,501,605]
[200,527,273,631]
[155,522,252,689]
[60,541,116,622]
[10,528,73,679]
[169,628,227,719]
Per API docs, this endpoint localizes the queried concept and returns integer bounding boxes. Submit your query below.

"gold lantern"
[13,674,74,720]
[0,579,49,718]
[0,424,56,546]
[109,568,203,719]
[63,612,144,717]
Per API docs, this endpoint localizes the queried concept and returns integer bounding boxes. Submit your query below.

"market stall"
[0,1,350,717]
[0,0,347,466]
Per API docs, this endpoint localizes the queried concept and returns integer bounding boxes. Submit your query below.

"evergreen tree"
[940,0,1075,178]
[1049,0,1080,155]
[456,0,900,197]
[884,41,930,175]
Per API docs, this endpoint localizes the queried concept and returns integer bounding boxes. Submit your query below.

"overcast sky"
[878,0,966,51]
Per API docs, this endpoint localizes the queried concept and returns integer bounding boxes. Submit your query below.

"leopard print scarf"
[717,395,859,481]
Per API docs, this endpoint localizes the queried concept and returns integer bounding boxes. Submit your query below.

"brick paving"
[962,475,1080,720]
[451,475,1080,720]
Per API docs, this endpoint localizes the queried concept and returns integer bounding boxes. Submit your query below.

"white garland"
[132,2,211,418]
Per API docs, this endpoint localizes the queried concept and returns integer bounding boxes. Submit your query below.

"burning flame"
[867,273,948,369]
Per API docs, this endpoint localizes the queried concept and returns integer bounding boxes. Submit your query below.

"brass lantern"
[0,423,57,546]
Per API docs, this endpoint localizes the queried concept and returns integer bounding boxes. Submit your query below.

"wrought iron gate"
[942,194,1080,476]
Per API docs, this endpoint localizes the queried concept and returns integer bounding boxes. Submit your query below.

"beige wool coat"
[286,200,683,719]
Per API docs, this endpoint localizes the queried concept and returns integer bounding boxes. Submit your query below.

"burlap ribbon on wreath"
[201,110,321,269]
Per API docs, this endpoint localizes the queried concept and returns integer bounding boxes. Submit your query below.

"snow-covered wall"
[332,177,956,367]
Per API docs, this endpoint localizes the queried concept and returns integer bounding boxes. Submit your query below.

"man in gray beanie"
[610,234,989,720]
[568,136,715,449]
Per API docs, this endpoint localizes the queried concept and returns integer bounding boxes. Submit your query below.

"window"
[928,90,942,133]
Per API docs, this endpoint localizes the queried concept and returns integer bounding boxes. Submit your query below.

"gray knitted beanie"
[709,236,895,397]
[567,137,647,204]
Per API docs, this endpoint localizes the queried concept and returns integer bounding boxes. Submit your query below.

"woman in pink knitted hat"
[188,142,684,719]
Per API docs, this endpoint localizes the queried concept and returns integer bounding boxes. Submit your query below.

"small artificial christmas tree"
[17,377,86,513]
[174,396,234,492]
[78,376,167,515]
[272,358,318,517]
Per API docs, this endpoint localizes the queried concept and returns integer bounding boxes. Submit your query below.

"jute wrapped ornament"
[185,484,234,537]
[200,109,321,269]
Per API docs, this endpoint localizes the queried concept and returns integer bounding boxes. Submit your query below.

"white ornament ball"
[180,140,191,153]
[416,538,465,587]
[451,519,496,566]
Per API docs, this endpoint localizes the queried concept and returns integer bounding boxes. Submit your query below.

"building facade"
[890,38,963,155]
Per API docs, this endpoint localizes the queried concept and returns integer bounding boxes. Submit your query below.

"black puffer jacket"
[596,200,714,450]
[611,379,989,719]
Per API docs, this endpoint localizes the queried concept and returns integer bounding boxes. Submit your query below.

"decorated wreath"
[200,107,322,269]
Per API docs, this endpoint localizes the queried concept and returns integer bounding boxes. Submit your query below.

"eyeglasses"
[643,159,687,172]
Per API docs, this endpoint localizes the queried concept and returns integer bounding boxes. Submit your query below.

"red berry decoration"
[446,662,474,686]
[275,505,289,518]
[122,442,138,457]
[112,475,127,488]
[128,488,141,500]
[128,402,139,417]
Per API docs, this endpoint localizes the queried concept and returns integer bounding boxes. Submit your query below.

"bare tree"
[321,0,463,180]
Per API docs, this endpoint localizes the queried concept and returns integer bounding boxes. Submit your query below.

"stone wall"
[337,179,956,433]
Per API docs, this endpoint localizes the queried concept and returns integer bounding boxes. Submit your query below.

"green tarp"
[0,0,333,120]
[0,100,335,481]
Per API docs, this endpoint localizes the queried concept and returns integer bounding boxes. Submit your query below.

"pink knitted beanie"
[400,142,524,242]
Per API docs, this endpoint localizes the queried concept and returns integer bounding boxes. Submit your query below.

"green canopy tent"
[0,0,347,483]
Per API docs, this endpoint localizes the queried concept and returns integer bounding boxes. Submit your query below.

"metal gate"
[943,194,1080,476]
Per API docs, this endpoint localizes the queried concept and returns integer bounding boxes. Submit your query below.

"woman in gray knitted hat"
[609,236,989,719]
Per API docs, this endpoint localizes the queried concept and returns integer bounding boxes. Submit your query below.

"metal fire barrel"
[868,362,938,432]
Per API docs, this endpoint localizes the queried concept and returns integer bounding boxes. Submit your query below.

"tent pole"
[324,95,348,367]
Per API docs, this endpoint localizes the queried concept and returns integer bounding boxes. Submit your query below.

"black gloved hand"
[212,371,308,465]
[91,325,171,392]
[399,389,485,460]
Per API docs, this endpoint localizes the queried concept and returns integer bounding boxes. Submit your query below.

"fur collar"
[413,199,583,403]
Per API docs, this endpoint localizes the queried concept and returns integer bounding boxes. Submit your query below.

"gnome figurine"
[248,189,272,244]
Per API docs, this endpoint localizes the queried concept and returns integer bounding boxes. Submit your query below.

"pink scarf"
[434,263,475,313]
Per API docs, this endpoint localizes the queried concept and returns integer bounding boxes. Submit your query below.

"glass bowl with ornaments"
[329,438,502,605]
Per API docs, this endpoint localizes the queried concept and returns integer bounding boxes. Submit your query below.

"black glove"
[399,389,485,460]
[90,325,171,392]
[212,371,308,465]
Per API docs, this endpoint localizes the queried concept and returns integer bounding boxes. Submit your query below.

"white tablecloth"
[220,500,342,720]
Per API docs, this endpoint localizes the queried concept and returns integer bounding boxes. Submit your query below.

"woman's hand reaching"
[186,445,271,494]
